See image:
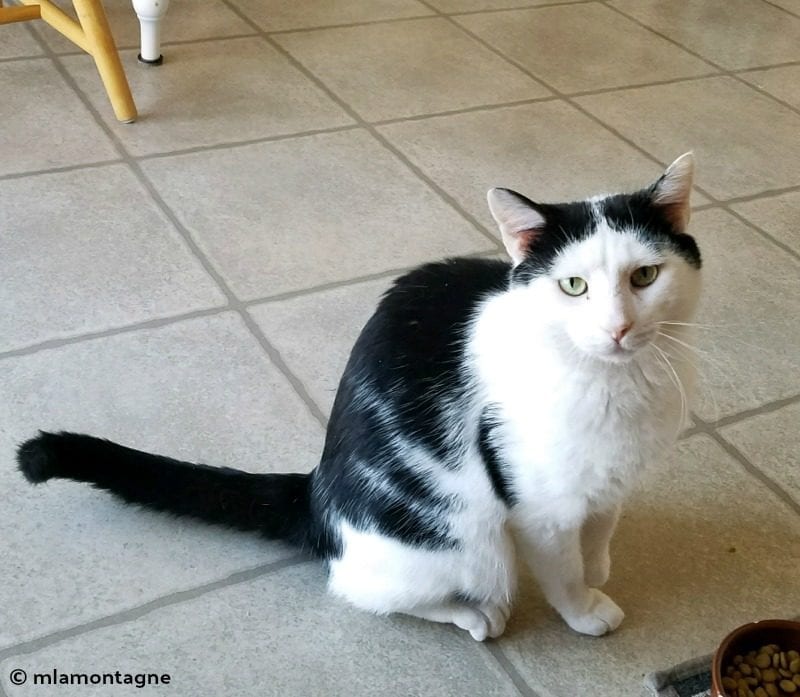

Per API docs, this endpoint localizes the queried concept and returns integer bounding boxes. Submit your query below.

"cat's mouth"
[600,344,637,363]
[595,331,656,363]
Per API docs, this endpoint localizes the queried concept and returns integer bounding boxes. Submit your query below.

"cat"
[16,153,701,641]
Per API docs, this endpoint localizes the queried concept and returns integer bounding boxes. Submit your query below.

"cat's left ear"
[487,188,547,265]
[650,152,694,232]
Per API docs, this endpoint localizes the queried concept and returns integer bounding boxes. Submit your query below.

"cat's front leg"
[515,521,624,636]
[581,504,621,588]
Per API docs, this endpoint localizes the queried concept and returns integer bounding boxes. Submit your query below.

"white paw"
[452,601,510,641]
[451,606,491,641]
[563,589,624,636]
[584,553,611,588]
[478,599,510,639]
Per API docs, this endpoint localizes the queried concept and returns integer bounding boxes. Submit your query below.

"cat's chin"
[593,344,639,364]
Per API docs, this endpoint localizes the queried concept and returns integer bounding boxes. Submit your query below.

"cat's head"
[487,153,701,364]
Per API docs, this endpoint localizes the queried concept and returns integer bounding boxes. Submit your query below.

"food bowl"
[712,619,800,697]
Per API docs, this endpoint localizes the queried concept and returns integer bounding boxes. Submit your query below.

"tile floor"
[1,1,799,695]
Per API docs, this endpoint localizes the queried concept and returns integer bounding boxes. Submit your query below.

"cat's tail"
[16,431,312,549]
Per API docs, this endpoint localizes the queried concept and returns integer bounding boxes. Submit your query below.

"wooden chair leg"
[72,0,137,123]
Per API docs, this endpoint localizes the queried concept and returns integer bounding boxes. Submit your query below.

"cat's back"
[356,257,510,375]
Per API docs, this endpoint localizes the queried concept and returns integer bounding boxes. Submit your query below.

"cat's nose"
[611,324,632,343]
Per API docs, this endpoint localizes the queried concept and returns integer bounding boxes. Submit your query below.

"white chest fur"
[470,289,692,526]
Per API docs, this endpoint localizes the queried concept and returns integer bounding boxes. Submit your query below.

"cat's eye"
[558,277,588,296]
[630,265,660,288]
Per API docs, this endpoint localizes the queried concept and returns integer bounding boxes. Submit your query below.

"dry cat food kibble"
[722,646,800,697]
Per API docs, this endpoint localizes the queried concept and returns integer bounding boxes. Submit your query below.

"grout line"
[371,95,559,126]
[263,13,439,35]
[702,427,800,517]
[703,393,800,431]
[721,184,800,205]
[722,206,800,262]
[0,158,126,182]
[218,0,505,251]
[449,0,595,17]
[761,0,800,18]
[736,57,800,73]
[23,28,333,435]
[562,71,724,97]
[136,123,362,161]
[483,642,544,697]
[0,555,311,661]
[0,307,229,362]
[238,309,330,427]
[0,53,47,63]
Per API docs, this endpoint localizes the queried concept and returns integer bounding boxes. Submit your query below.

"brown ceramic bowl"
[711,619,800,697]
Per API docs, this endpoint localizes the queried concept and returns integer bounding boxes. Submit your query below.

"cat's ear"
[487,188,546,265]
[650,152,694,232]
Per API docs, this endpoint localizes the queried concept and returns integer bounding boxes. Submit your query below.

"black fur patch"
[511,199,597,284]
[478,406,515,506]
[313,258,511,554]
[601,191,702,268]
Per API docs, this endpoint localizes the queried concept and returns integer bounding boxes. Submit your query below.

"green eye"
[631,265,659,288]
[558,277,588,296]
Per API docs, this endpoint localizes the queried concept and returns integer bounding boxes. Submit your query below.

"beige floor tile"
[457,3,712,93]
[609,0,800,69]
[0,59,118,176]
[34,0,253,54]
[379,101,669,233]
[274,17,549,121]
[731,190,800,254]
[0,165,225,352]
[498,435,800,697]
[0,563,521,697]
[0,22,43,59]
[0,313,324,649]
[688,209,800,420]
[249,279,395,416]
[61,38,352,156]
[739,64,800,111]
[577,77,800,200]
[142,129,492,299]
[720,402,800,502]
[229,0,433,31]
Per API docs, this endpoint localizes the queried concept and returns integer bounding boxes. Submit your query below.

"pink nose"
[611,324,632,343]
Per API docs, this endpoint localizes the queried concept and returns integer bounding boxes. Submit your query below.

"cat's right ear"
[487,188,546,265]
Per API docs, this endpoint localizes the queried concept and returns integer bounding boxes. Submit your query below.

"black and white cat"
[17,153,701,641]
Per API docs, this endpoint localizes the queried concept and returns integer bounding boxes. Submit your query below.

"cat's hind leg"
[404,600,510,641]
[327,520,515,641]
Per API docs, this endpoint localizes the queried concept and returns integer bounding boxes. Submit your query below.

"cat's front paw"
[562,589,624,636]
[584,552,611,588]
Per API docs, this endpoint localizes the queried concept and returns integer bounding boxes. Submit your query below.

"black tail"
[16,431,312,548]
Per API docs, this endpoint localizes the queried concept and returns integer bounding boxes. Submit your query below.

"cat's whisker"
[655,341,722,422]
[650,344,689,437]
[656,330,707,355]
[655,332,743,423]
